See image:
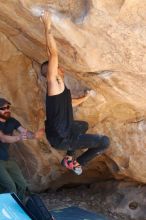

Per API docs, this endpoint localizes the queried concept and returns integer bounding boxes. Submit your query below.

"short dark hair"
[41,61,48,77]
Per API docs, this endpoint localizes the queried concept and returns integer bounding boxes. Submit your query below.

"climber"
[41,11,110,175]
[0,98,44,202]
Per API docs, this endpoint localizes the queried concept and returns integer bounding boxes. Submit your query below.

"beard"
[0,112,11,120]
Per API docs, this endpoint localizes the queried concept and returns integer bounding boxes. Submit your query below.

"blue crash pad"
[0,193,109,220]
[51,206,109,220]
[0,193,33,220]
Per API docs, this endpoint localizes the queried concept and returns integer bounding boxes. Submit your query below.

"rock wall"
[0,0,146,190]
[0,32,63,191]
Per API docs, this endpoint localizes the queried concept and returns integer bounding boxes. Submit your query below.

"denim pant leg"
[73,134,110,165]
[67,121,89,156]
[48,121,89,157]
[49,136,74,156]
[70,120,89,135]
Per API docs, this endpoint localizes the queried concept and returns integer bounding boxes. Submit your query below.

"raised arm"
[41,11,64,95]
[42,12,58,72]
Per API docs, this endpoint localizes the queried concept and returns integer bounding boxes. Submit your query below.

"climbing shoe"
[61,156,82,175]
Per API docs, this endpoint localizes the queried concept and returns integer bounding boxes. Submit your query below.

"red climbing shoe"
[61,156,82,175]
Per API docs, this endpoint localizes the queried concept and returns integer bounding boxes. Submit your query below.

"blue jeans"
[48,121,110,165]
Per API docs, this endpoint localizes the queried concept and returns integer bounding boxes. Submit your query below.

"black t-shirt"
[45,87,73,139]
[0,117,21,160]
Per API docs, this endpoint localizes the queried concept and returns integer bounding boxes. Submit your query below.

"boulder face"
[0,0,146,190]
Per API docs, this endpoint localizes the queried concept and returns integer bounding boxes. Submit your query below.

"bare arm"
[44,16,58,80]
[72,95,90,107]
[17,126,34,139]
[0,126,44,144]
[0,131,20,143]
[41,12,64,95]
[17,126,44,140]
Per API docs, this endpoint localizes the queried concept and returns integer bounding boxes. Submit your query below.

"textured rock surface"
[0,32,63,191]
[0,0,146,190]
[41,181,146,220]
